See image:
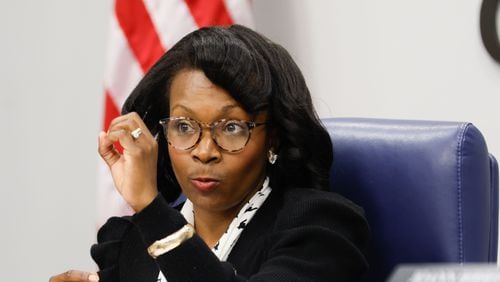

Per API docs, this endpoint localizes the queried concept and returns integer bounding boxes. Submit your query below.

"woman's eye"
[176,121,195,134]
[223,121,245,134]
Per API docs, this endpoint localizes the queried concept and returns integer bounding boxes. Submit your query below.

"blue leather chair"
[323,118,499,282]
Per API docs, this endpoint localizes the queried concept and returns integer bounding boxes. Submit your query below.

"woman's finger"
[106,128,137,154]
[108,112,155,140]
[127,112,155,139]
[107,112,136,132]
[49,270,99,282]
[98,131,121,168]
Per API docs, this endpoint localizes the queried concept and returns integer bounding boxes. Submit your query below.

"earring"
[268,150,278,164]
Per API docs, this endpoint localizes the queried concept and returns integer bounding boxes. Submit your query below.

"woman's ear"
[266,128,280,153]
[265,128,280,165]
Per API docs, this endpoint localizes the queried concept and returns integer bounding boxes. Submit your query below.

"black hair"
[122,25,333,202]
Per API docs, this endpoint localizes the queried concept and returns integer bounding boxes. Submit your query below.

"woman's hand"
[49,270,99,282]
[98,112,159,212]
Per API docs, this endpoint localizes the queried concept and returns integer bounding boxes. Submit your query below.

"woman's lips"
[190,178,220,192]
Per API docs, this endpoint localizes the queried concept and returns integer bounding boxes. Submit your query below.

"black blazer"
[92,187,369,282]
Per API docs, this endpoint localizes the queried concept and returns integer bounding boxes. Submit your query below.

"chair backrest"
[323,117,498,282]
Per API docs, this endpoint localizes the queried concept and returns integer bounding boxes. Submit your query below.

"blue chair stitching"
[456,122,470,263]
[488,155,494,261]
[488,154,499,261]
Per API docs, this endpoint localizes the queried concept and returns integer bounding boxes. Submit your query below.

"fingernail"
[88,273,99,282]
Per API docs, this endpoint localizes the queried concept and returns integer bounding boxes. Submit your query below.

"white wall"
[253,0,500,157]
[0,1,498,281]
[0,1,112,280]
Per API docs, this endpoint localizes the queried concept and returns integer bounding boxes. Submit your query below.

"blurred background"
[0,0,499,280]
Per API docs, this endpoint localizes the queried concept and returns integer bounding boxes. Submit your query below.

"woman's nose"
[190,130,222,164]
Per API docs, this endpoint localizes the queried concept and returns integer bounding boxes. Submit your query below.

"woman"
[50,25,369,282]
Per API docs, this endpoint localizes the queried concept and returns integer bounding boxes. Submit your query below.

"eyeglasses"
[159,117,266,152]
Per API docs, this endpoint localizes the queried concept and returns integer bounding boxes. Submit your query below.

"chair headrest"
[322,117,498,281]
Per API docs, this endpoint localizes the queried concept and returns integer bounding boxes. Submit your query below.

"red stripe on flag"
[115,0,166,73]
[103,89,123,152]
[103,90,121,131]
[184,0,234,27]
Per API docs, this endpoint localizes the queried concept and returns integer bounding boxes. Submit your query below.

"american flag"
[98,0,254,228]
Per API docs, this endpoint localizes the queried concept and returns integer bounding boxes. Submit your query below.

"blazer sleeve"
[130,194,240,282]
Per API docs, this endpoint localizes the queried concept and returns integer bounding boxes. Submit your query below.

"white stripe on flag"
[104,15,144,107]
[143,0,198,49]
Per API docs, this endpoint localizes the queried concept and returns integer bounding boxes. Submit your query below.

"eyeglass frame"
[158,116,267,153]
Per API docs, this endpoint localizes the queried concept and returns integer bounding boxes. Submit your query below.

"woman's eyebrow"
[170,104,241,115]
[170,104,194,114]
[219,104,240,114]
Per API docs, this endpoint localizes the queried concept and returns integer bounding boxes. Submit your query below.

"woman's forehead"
[169,70,246,117]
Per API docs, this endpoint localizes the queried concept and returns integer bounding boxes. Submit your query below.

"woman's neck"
[192,177,266,248]
[194,205,246,248]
